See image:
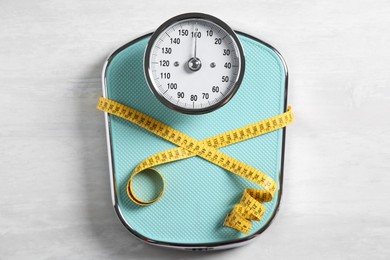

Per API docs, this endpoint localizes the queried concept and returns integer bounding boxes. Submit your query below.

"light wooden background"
[1,0,389,259]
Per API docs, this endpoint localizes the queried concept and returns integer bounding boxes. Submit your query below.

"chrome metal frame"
[101,30,289,251]
[144,13,246,115]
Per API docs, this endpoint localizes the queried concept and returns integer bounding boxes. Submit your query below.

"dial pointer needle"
[188,22,201,71]
[194,23,198,58]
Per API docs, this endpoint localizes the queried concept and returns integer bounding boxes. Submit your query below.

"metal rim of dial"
[144,12,246,115]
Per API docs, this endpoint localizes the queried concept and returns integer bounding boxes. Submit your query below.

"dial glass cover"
[145,13,245,114]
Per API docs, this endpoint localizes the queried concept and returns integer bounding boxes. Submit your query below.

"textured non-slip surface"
[106,34,286,244]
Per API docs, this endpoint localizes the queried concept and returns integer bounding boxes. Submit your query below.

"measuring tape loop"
[127,168,165,206]
[97,97,294,234]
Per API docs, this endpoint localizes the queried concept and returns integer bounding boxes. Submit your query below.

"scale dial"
[144,13,245,114]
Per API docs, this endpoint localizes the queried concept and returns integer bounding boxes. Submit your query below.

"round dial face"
[144,13,245,114]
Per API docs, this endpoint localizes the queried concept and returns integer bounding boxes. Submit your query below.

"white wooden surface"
[1,0,389,259]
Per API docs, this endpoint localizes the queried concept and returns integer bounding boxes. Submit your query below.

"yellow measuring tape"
[97,97,294,234]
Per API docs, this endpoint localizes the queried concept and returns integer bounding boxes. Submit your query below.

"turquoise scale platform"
[103,32,288,246]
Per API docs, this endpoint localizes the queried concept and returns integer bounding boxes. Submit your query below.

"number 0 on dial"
[144,13,245,114]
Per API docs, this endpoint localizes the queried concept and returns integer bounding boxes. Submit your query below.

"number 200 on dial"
[144,13,245,114]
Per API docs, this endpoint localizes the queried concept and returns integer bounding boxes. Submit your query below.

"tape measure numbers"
[97,97,294,234]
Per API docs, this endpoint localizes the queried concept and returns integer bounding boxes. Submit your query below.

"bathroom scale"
[97,13,294,250]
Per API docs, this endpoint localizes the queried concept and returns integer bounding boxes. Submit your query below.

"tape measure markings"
[97,97,294,234]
